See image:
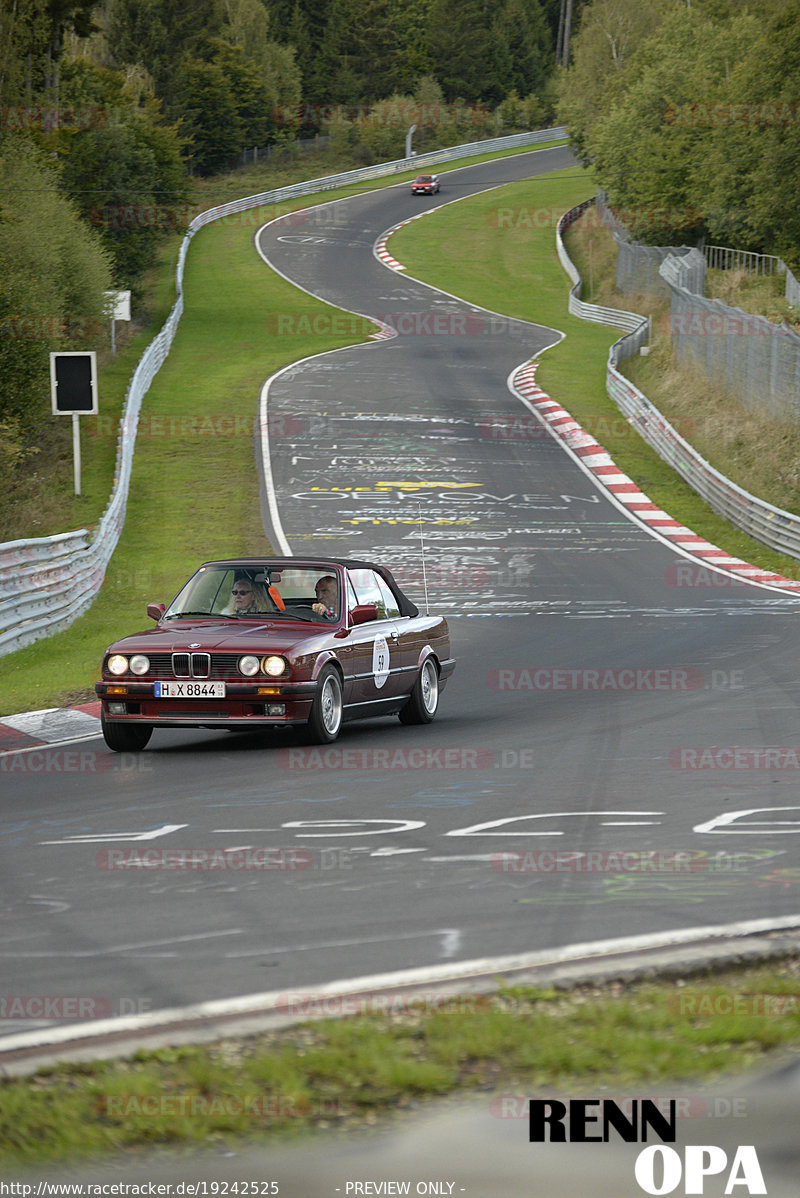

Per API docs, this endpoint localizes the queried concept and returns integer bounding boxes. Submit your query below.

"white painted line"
[0,731,106,759]
[2,915,799,1056]
[0,930,244,959]
[224,928,454,958]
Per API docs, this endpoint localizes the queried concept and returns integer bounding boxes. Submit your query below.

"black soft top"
[202,557,420,618]
[330,558,419,618]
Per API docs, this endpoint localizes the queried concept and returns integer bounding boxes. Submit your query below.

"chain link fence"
[595,193,704,299]
[557,199,800,562]
[664,280,800,423]
[597,193,800,424]
[616,236,706,299]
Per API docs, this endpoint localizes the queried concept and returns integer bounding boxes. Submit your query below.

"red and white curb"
[0,701,102,754]
[374,241,405,272]
[512,361,800,593]
[367,323,397,341]
[374,213,429,271]
[376,210,800,595]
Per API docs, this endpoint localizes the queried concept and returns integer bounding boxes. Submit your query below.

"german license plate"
[154,681,226,698]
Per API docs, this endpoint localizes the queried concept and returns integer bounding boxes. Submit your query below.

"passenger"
[224,572,270,616]
[312,575,339,620]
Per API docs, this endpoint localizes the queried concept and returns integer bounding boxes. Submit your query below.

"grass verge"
[2,963,800,1168]
[0,138,566,717]
[0,198,372,714]
[2,136,567,546]
[390,168,800,582]
[0,257,180,544]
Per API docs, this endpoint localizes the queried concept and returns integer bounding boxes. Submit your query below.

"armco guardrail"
[0,127,567,659]
[557,200,800,560]
[556,200,646,336]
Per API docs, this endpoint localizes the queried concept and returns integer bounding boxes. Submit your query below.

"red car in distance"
[411,174,440,195]
[95,558,455,751]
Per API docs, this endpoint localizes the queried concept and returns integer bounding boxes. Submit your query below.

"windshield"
[164,565,341,623]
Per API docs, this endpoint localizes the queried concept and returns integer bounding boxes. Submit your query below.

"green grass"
[390,166,800,582]
[0,200,378,714]
[0,253,180,545]
[4,142,796,716]
[0,138,567,717]
[2,965,800,1167]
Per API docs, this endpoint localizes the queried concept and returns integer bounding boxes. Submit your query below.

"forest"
[1,0,799,514]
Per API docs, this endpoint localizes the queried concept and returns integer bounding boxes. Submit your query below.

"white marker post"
[104,289,131,354]
[50,351,98,496]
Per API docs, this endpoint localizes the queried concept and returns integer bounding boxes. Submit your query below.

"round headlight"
[129,654,150,676]
[107,654,129,676]
[238,654,261,677]
[262,655,287,677]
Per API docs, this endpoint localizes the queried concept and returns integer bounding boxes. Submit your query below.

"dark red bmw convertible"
[95,558,455,751]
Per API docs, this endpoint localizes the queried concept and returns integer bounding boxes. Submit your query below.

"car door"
[347,568,404,704]
[373,571,419,699]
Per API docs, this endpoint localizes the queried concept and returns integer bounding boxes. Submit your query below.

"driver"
[312,575,338,620]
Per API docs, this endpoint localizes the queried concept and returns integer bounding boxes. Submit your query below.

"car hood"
[105,621,330,655]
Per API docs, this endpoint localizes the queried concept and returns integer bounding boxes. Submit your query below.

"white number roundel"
[373,634,389,689]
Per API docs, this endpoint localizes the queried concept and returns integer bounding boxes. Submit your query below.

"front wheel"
[101,711,153,752]
[306,665,343,743]
[399,658,439,725]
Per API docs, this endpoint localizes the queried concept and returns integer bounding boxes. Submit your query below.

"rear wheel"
[399,657,439,725]
[101,710,153,752]
[307,665,343,743]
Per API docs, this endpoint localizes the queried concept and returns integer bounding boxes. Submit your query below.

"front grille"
[191,653,210,677]
[127,653,241,680]
[171,652,211,678]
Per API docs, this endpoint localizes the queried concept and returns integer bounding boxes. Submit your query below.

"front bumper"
[95,679,318,726]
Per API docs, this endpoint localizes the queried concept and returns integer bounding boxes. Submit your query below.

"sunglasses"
[231,588,252,596]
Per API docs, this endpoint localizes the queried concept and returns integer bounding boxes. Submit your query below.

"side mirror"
[350,603,378,626]
[147,602,165,621]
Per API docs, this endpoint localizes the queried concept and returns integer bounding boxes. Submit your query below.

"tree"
[692,0,800,262]
[426,0,495,102]
[557,0,669,162]
[0,0,97,106]
[174,56,243,174]
[349,0,404,99]
[394,0,434,91]
[53,59,188,284]
[310,0,359,103]
[308,0,404,104]
[219,0,302,113]
[494,0,552,98]
[212,41,276,147]
[106,0,225,104]
[0,139,112,454]
[591,8,766,245]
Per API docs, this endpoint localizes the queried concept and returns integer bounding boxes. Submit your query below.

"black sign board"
[50,351,98,415]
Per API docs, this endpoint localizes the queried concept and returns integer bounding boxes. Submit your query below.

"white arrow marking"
[40,823,188,845]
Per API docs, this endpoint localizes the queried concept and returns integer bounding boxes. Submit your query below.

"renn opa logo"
[528,1099,766,1195]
